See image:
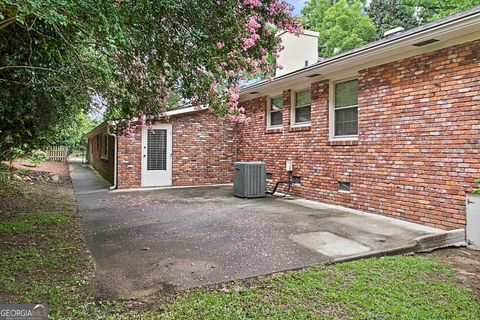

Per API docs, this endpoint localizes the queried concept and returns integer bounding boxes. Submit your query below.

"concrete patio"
[70,162,462,298]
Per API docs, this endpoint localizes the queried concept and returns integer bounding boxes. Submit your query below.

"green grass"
[0,211,110,319]
[0,211,479,319]
[145,256,479,320]
[0,211,68,234]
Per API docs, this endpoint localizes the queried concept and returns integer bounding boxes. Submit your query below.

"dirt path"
[426,247,480,292]
[0,159,75,218]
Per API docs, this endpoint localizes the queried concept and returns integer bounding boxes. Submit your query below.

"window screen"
[335,79,358,136]
[335,108,358,136]
[147,129,167,171]
[270,97,283,126]
[294,90,311,124]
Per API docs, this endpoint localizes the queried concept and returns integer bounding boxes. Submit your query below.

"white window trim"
[267,95,284,129]
[100,133,109,160]
[329,78,359,141]
[291,88,312,127]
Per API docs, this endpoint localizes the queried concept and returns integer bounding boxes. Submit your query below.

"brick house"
[86,7,480,230]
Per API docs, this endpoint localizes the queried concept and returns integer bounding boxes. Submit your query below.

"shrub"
[27,150,46,166]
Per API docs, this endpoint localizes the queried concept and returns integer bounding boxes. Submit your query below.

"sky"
[286,0,307,16]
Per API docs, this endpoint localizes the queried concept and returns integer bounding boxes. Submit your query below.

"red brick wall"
[117,111,236,189]
[237,39,480,230]
[88,130,115,185]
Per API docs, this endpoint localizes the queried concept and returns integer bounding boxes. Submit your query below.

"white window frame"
[100,133,109,160]
[267,95,284,129]
[291,88,312,127]
[329,78,359,141]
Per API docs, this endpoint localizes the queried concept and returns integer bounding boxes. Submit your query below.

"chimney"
[383,26,405,37]
[276,30,319,77]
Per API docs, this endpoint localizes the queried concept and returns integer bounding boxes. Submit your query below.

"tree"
[367,0,420,38]
[301,0,377,57]
[402,0,480,22]
[0,0,301,159]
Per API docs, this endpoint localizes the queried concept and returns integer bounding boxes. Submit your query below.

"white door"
[141,124,172,187]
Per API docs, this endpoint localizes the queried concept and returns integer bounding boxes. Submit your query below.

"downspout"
[107,125,118,190]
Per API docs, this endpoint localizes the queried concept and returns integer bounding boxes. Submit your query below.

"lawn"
[0,161,479,319]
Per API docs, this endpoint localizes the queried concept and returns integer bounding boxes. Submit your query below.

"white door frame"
[141,124,173,187]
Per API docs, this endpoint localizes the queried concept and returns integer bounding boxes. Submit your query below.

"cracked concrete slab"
[70,162,447,298]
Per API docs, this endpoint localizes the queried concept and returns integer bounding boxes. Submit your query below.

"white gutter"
[165,105,208,116]
[107,125,118,190]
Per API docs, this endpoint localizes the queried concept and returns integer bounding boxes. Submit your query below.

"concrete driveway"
[70,162,456,298]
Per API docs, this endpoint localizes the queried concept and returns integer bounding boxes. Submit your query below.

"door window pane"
[147,129,167,170]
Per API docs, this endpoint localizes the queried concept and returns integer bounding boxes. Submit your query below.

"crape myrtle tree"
[0,0,301,158]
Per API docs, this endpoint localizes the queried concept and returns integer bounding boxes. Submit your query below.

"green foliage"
[0,165,9,186]
[403,0,480,22]
[1,0,297,157]
[302,0,480,57]
[473,178,480,194]
[45,111,100,153]
[368,0,420,38]
[26,149,46,166]
[302,0,377,57]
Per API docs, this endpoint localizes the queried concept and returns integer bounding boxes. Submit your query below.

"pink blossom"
[243,38,255,50]
[242,0,260,8]
[250,33,260,41]
[209,82,217,92]
[216,42,225,49]
[230,93,239,102]
[246,16,261,33]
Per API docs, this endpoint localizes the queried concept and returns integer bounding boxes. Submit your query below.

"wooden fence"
[45,146,69,162]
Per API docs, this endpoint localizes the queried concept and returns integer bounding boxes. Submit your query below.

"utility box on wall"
[233,162,266,198]
[466,194,480,250]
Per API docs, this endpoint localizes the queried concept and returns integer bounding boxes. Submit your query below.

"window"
[292,89,311,125]
[100,133,109,159]
[332,79,358,137]
[267,96,283,128]
[338,181,351,192]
